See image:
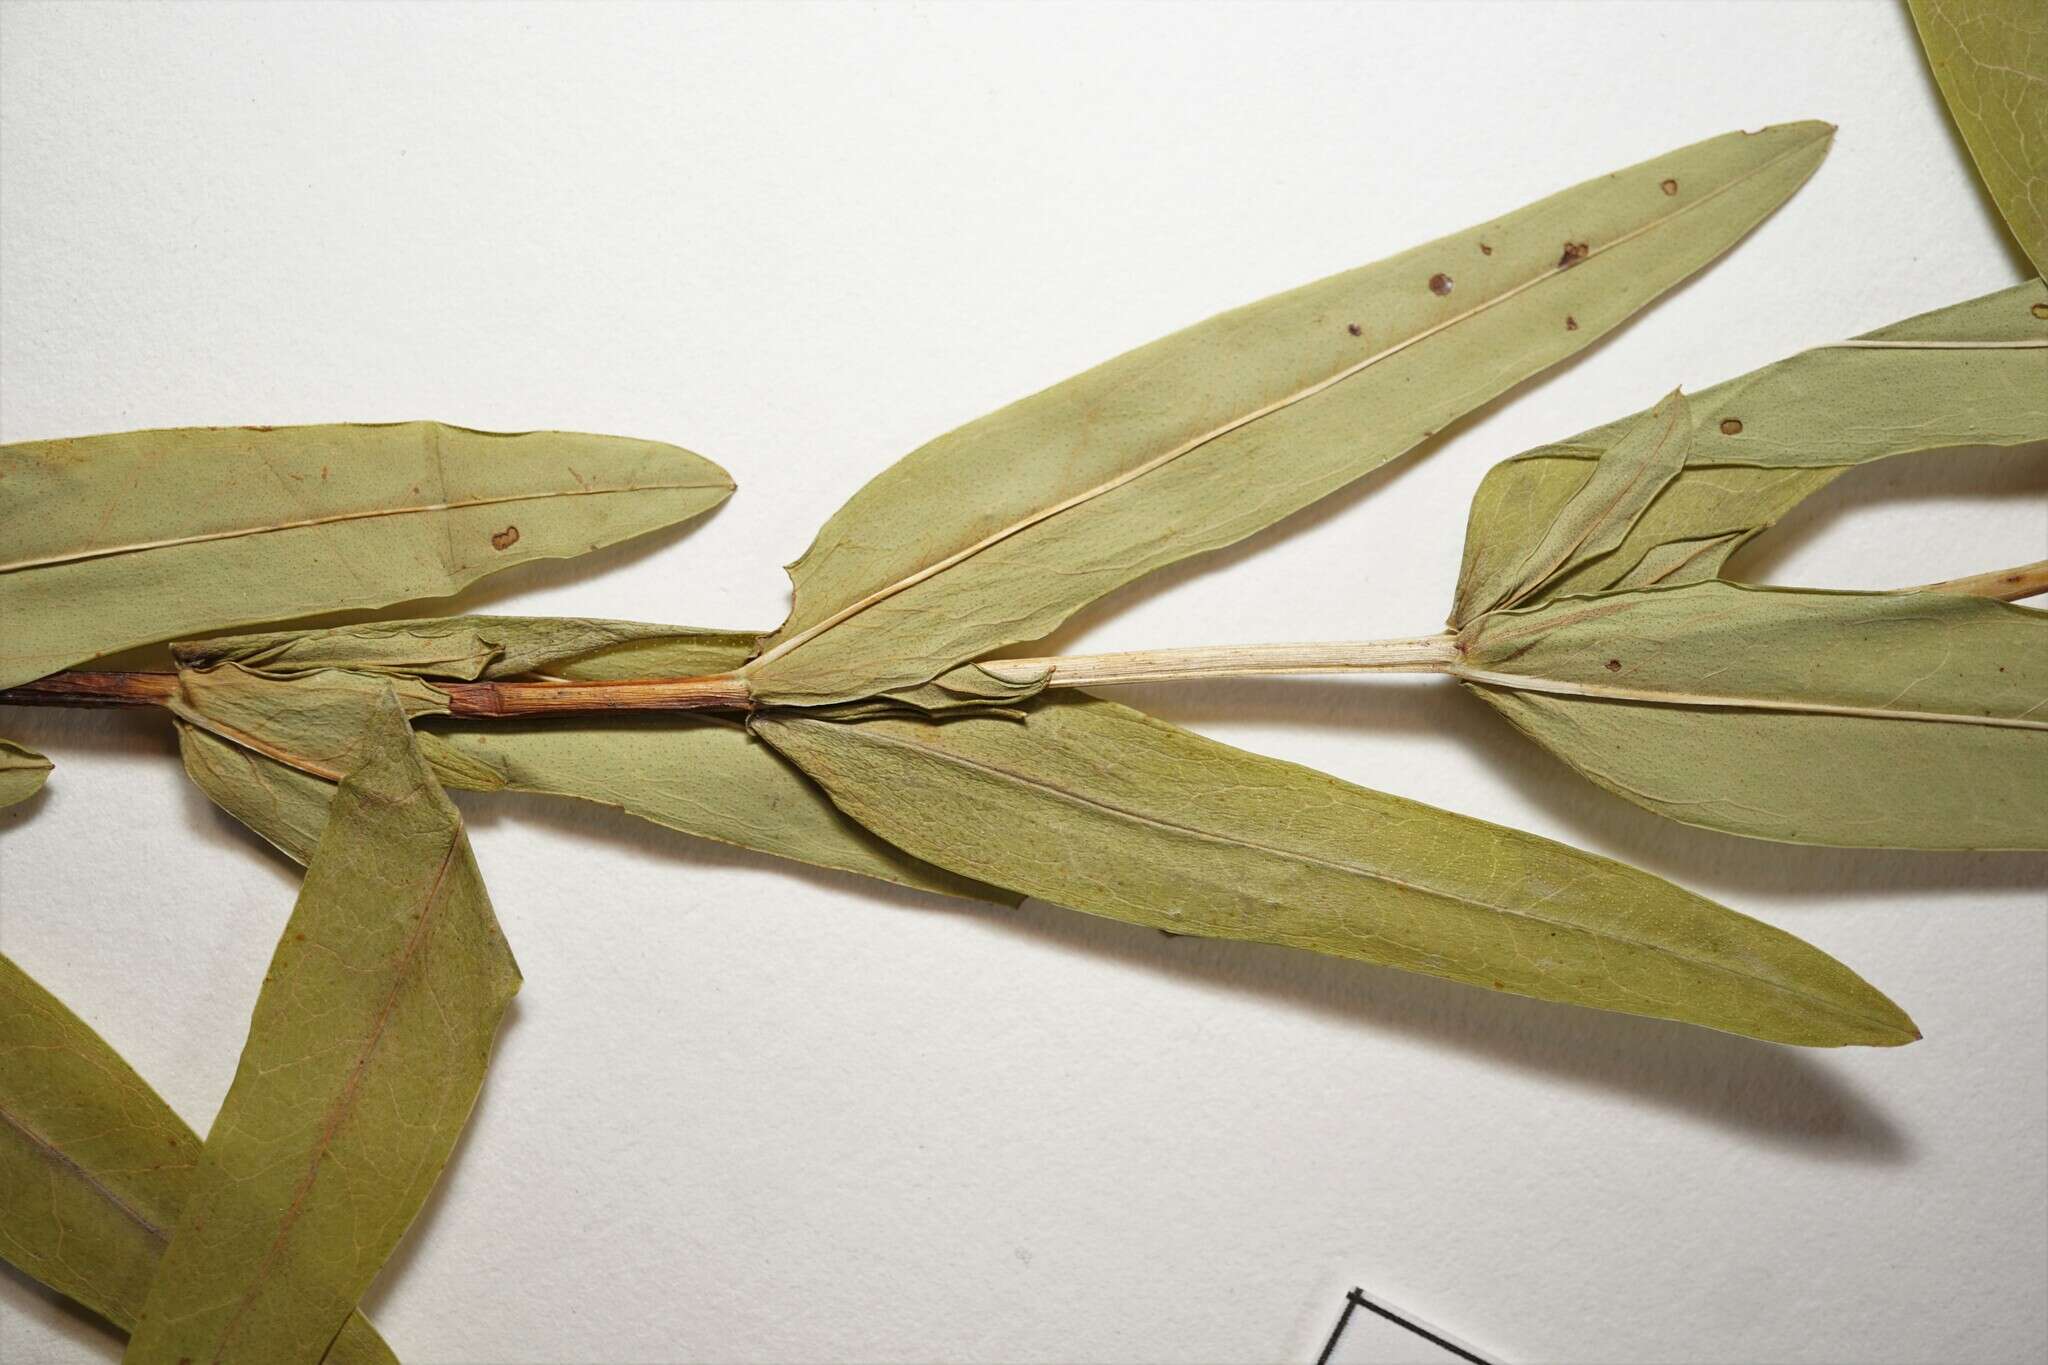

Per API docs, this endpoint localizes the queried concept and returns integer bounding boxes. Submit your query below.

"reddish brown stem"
[0,671,180,708]
[0,669,756,716]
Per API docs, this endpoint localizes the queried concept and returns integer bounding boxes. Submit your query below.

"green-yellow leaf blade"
[127,689,519,1363]
[0,738,52,809]
[749,122,1836,705]
[755,696,1918,1047]
[1451,284,2048,623]
[1458,582,2048,849]
[0,422,735,689]
[0,955,395,1362]
[1908,0,2048,276]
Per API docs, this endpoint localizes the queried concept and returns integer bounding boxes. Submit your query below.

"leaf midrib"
[1455,666,2048,730]
[0,1094,173,1247]
[2,480,731,574]
[209,834,461,1362]
[752,131,1827,675]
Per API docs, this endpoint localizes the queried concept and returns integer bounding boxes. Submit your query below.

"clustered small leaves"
[2,15,2043,1358]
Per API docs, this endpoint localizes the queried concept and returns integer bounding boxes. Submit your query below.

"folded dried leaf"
[128,689,518,1363]
[1451,284,2048,624]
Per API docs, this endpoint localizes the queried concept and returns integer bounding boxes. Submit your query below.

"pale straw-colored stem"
[978,633,1461,688]
[1912,558,2048,603]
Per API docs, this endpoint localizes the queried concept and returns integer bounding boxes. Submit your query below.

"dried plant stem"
[432,675,753,715]
[1914,558,2048,603]
[4,565,2040,718]
[0,636,1463,716]
[0,670,179,707]
[979,634,1461,688]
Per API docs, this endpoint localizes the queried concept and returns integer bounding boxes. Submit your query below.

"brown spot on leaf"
[1347,322,1363,337]
[2032,302,2048,319]
[1558,240,1589,268]
[1565,315,1579,331]
[1478,241,1493,256]
[1491,980,1504,989]
[1660,178,1678,196]
[1429,272,1453,296]
[1719,418,1744,436]
[1605,658,1623,672]
[491,525,521,551]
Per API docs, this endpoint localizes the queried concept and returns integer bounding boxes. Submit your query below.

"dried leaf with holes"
[746,123,1836,705]
[1451,282,2048,626]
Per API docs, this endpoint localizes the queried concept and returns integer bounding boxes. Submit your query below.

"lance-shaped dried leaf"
[0,955,395,1363]
[755,695,1917,1047]
[127,689,518,1363]
[1908,0,2048,276]
[173,622,1007,900]
[747,123,1836,706]
[1451,284,2048,624]
[0,422,735,689]
[0,738,52,809]
[1457,582,2048,849]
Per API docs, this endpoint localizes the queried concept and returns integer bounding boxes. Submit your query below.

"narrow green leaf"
[0,738,52,809]
[1458,582,2048,849]
[0,422,735,689]
[1451,284,2048,624]
[756,695,1918,1047]
[748,123,1836,705]
[1908,0,2048,276]
[172,620,1009,900]
[0,954,395,1362]
[127,689,518,1363]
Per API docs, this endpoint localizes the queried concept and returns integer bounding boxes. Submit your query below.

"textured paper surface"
[2,3,2043,1362]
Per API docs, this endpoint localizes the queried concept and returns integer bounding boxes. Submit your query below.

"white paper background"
[2,2,2043,1362]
